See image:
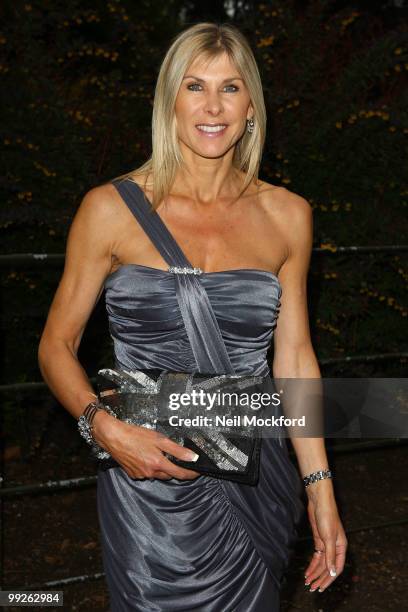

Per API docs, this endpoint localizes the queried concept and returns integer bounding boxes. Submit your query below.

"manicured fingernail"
[309,587,316,592]
[330,568,337,577]
[304,580,310,585]
[318,588,324,593]
[186,452,199,462]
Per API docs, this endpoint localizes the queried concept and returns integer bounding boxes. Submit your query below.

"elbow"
[37,329,77,373]
[272,341,319,379]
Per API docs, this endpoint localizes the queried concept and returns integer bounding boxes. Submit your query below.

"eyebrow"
[182,75,244,82]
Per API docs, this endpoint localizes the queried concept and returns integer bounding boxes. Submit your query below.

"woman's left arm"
[272,192,348,593]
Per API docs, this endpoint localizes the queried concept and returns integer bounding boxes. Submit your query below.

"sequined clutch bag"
[94,367,275,485]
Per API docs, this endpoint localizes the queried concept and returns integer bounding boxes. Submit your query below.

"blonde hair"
[115,22,267,210]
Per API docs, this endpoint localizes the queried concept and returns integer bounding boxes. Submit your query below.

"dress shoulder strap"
[112,178,194,270]
[111,178,235,375]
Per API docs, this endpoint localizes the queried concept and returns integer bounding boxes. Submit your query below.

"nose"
[203,89,224,115]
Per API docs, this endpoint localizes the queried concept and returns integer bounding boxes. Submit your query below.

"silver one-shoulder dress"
[96,179,304,611]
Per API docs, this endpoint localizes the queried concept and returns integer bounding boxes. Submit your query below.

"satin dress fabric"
[96,265,305,611]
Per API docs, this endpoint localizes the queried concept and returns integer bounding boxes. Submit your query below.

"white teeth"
[196,125,227,133]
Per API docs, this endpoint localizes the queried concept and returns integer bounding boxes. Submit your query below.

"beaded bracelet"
[303,468,333,488]
[77,400,117,459]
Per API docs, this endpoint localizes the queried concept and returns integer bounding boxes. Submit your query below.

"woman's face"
[174,52,254,159]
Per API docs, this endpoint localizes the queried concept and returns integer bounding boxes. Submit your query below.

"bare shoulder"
[66,182,126,267]
[256,178,312,222]
[255,179,313,263]
[75,182,120,224]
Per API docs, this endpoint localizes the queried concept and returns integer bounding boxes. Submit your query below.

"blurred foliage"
[0,0,407,389]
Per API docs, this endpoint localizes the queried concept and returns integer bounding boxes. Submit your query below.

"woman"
[38,22,347,611]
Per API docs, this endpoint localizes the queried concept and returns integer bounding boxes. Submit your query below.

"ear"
[246,103,254,121]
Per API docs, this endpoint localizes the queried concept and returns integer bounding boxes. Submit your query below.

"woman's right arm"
[38,184,200,480]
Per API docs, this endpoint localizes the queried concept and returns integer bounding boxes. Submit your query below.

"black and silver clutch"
[94,367,275,485]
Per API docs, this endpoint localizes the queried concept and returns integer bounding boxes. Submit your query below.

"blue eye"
[187,83,240,92]
[187,83,202,91]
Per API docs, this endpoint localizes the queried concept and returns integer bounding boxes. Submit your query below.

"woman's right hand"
[92,410,201,481]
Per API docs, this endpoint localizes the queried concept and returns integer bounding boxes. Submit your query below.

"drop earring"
[247,117,255,133]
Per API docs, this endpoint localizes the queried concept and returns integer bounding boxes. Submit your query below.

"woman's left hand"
[304,492,348,593]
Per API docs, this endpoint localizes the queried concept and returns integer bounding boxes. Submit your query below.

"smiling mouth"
[196,124,228,133]
[195,124,228,140]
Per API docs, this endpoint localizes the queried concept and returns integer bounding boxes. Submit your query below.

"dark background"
[1,1,407,610]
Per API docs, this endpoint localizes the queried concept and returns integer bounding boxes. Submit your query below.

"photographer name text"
[168,415,306,427]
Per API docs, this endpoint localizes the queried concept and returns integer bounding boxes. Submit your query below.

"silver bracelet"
[77,400,117,460]
[303,468,333,488]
